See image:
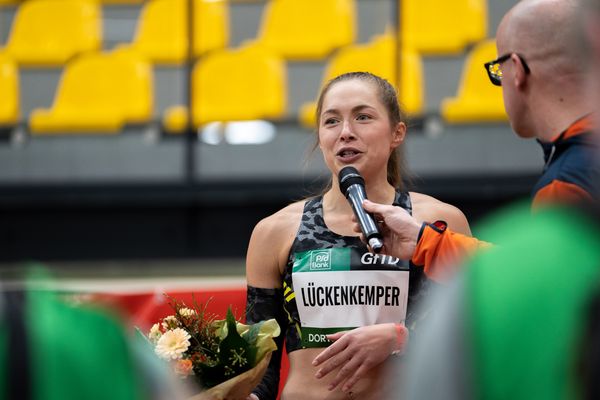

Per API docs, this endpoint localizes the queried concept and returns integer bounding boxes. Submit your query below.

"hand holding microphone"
[338,166,384,253]
[353,199,422,260]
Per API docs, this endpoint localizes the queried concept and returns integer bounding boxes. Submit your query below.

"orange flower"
[174,359,194,377]
[191,352,207,363]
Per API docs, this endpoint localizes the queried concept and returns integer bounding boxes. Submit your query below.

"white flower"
[155,328,191,360]
[149,323,162,343]
[178,307,196,317]
[162,315,179,330]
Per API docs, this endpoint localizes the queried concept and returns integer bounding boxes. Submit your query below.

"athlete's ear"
[391,122,406,149]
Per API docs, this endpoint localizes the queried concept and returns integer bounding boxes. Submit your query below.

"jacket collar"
[538,114,595,164]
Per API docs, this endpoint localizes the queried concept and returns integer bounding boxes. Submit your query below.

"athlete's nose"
[339,120,356,141]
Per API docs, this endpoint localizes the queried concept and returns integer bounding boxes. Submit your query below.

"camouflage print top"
[281,190,433,353]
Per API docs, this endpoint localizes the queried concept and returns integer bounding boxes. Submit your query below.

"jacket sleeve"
[411,221,491,282]
[532,179,593,210]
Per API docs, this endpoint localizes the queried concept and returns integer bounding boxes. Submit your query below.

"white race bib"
[291,248,409,347]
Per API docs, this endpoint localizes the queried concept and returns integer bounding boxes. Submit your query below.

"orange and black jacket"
[412,115,598,282]
[531,114,599,209]
[410,221,489,282]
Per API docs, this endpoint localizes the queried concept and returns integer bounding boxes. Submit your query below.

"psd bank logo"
[310,250,332,271]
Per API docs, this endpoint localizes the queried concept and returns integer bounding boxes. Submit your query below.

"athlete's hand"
[246,394,259,400]
[353,200,421,260]
[312,323,408,392]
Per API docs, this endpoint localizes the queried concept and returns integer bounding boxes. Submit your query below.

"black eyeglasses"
[484,53,531,86]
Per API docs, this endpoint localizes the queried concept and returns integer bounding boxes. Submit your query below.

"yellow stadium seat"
[400,0,487,55]
[101,0,143,4]
[299,32,424,127]
[0,0,101,66]
[441,39,508,123]
[255,0,355,60]
[163,105,188,133]
[193,0,229,57]
[30,51,153,134]
[117,0,229,64]
[163,43,286,131]
[0,56,19,126]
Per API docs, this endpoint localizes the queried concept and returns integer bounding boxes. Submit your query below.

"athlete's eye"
[323,117,339,125]
[356,114,372,121]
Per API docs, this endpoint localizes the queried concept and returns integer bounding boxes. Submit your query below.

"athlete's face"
[317,79,405,182]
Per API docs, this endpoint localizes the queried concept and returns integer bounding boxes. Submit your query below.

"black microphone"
[338,166,383,253]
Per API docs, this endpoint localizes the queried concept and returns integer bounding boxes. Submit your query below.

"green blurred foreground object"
[0,279,149,400]
[405,203,600,400]
[469,205,600,399]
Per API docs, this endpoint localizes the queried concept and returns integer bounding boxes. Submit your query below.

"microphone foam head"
[338,166,365,195]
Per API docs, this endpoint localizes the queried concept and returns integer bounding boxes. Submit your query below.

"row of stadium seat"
[0,36,506,133]
[0,0,228,66]
[0,0,144,4]
[0,0,489,66]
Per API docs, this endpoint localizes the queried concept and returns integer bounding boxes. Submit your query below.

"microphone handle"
[347,184,383,252]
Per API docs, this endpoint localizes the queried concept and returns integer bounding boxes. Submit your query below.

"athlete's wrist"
[390,323,408,355]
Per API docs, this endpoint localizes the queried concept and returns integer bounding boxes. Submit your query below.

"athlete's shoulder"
[250,200,306,246]
[409,192,472,236]
[247,200,307,284]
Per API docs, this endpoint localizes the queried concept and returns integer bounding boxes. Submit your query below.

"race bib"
[291,248,409,348]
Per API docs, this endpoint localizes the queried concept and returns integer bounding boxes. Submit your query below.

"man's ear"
[511,53,528,88]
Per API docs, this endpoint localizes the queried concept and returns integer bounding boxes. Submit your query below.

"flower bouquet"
[145,297,280,400]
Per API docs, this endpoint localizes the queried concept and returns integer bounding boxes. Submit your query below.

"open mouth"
[337,149,361,158]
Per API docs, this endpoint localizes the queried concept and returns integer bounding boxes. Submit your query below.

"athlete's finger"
[326,331,346,342]
[327,357,361,391]
[312,332,348,366]
[315,351,352,378]
[341,364,370,392]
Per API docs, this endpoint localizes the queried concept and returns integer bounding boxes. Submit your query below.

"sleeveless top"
[281,191,432,353]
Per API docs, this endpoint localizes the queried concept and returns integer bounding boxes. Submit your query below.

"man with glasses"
[386,1,600,399]
[486,0,598,209]
[354,0,599,280]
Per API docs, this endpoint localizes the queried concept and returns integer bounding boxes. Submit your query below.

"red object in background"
[94,287,289,399]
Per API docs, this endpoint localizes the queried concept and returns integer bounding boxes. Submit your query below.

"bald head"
[495,0,595,139]
[497,0,585,79]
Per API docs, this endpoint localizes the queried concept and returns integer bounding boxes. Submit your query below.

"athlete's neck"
[324,181,397,215]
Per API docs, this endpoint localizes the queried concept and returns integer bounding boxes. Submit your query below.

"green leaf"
[218,308,251,376]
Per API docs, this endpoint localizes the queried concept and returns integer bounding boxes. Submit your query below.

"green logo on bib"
[293,248,351,273]
[310,250,332,270]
